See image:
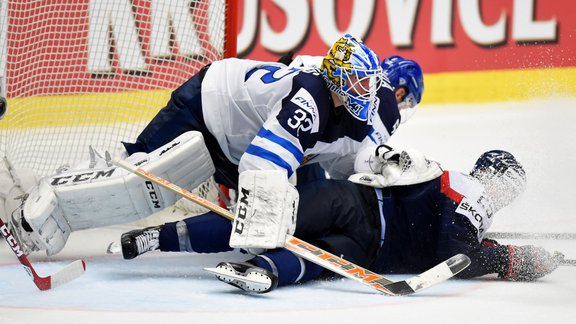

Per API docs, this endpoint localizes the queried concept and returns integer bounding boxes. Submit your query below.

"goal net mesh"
[0,0,236,218]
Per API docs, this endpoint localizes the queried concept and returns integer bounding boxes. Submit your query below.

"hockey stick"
[0,218,86,290]
[485,232,576,267]
[486,232,576,240]
[114,158,471,296]
[560,259,576,266]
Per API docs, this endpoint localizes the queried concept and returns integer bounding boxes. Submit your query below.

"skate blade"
[204,267,272,292]
[106,241,121,255]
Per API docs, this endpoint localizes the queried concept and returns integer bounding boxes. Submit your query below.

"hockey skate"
[120,226,161,260]
[205,262,278,293]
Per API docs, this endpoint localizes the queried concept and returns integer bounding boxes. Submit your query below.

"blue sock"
[250,249,324,286]
[159,212,233,253]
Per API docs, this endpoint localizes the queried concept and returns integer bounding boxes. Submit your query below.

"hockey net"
[0,0,237,222]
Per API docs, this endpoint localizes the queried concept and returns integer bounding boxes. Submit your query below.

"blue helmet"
[321,34,384,122]
[382,56,424,123]
[470,150,527,212]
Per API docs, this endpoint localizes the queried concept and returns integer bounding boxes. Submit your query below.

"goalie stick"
[0,218,86,291]
[485,232,575,266]
[561,259,576,266]
[113,158,471,296]
[486,232,576,240]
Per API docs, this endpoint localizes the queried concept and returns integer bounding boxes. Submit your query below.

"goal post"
[0,0,237,218]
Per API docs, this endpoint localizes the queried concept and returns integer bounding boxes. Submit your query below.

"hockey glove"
[500,245,564,281]
[376,144,401,162]
[351,145,443,187]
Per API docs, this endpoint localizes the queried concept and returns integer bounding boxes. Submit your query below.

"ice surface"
[1,99,575,324]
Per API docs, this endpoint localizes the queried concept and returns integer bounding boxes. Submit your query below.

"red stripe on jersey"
[440,171,465,204]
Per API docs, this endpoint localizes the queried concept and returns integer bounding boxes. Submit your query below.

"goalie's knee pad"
[19,131,215,255]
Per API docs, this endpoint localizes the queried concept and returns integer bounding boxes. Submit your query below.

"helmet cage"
[338,66,383,120]
[322,34,384,121]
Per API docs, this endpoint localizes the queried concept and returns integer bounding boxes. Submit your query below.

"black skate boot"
[205,262,279,293]
[121,226,162,260]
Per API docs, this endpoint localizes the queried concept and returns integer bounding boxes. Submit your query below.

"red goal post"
[0,0,237,216]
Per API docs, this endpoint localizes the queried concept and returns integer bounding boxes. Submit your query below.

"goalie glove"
[354,144,399,174]
[351,145,443,188]
[499,245,564,281]
[229,170,299,249]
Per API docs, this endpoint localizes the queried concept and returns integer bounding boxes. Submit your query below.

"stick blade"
[36,260,86,290]
[106,241,121,255]
[385,254,471,296]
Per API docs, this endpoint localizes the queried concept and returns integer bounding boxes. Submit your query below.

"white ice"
[1,99,575,324]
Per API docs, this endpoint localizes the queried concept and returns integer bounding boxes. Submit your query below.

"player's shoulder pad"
[289,71,331,113]
[440,171,494,239]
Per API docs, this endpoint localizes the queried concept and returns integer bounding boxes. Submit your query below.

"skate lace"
[135,230,159,253]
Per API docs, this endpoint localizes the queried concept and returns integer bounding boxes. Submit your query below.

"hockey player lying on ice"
[119,149,564,293]
[1,34,424,257]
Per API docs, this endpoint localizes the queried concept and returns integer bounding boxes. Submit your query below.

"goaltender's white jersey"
[201,58,400,181]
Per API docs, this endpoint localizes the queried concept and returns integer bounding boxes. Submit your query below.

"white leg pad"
[21,131,215,255]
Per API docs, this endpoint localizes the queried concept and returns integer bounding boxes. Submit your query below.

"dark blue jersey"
[294,172,509,278]
[156,173,510,287]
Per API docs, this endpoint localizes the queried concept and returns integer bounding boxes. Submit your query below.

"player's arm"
[237,77,324,181]
[435,212,500,279]
[237,122,304,184]
[232,82,325,250]
[436,199,563,281]
[473,238,564,281]
[231,121,303,249]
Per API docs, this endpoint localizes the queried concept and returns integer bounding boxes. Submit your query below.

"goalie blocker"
[10,131,215,255]
[230,169,299,249]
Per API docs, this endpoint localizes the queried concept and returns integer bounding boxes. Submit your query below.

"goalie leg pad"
[229,170,299,249]
[18,131,215,255]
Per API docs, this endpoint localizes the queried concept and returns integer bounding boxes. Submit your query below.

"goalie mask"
[382,56,424,124]
[470,150,527,212]
[321,34,384,122]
